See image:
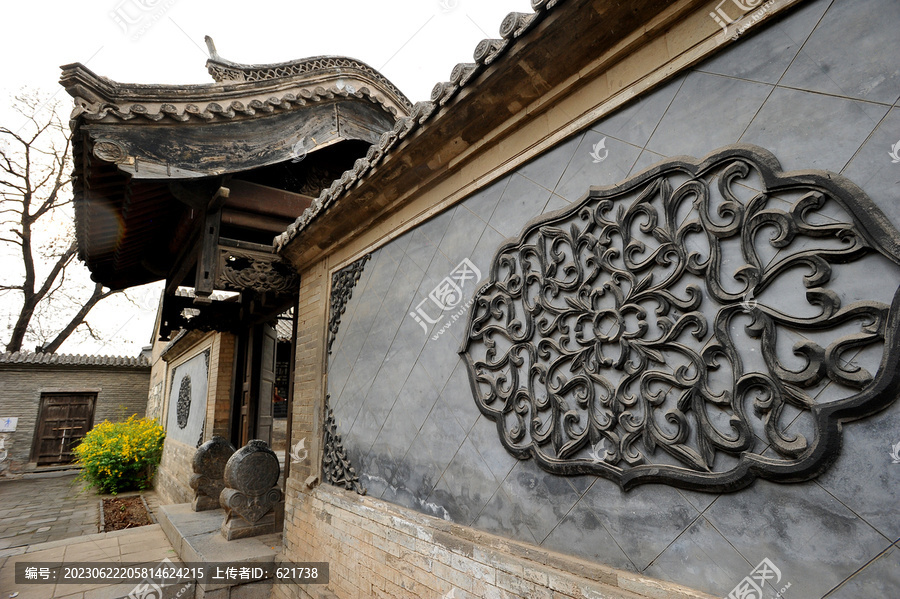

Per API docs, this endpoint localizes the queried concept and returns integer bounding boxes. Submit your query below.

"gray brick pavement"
[0,472,99,549]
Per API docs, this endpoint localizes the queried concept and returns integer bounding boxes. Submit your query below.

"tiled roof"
[0,351,150,368]
[273,0,567,251]
[60,52,411,125]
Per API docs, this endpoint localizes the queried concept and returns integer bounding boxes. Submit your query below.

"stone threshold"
[158,503,282,599]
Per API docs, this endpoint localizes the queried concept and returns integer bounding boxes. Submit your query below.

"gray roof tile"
[0,351,150,368]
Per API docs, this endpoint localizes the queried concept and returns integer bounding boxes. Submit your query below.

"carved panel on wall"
[322,395,366,495]
[460,144,900,492]
[328,254,371,355]
[176,375,192,429]
[215,249,300,295]
[165,349,211,446]
[321,256,372,495]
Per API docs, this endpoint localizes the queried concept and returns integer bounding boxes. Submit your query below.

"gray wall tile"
[554,133,641,201]
[541,500,637,572]
[704,481,890,598]
[471,486,539,546]
[321,1,900,595]
[841,107,900,224]
[497,460,582,544]
[644,516,752,597]
[816,401,900,540]
[590,75,685,147]
[780,0,900,105]
[646,71,772,158]
[578,481,701,571]
[427,436,503,526]
[518,134,583,193]
[741,87,887,172]
[825,543,900,598]
[696,0,829,84]
[488,173,554,239]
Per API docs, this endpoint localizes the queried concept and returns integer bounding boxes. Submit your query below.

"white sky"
[0,0,532,356]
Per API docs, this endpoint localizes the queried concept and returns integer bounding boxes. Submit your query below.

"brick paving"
[0,471,174,598]
[0,524,185,599]
[0,471,161,550]
[0,471,100,549]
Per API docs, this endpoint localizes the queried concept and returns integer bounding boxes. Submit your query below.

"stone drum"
[220,439,284,540]
[189,436,236,511]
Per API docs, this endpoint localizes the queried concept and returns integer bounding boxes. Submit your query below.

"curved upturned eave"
[60,58,411,125]
[62,50,411,289]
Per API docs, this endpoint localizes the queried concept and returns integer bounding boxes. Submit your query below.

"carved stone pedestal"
[189,436,236,511]
[220,439,284,540]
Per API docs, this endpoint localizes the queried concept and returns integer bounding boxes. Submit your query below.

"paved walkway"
[0,471,161,551]
[0,471,179,599]
[0,524,187,599]
[0,471,100,550]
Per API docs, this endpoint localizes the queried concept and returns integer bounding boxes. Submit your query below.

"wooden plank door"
[33,393,96,466]
[256,323,277,446]
[238,328,255,448]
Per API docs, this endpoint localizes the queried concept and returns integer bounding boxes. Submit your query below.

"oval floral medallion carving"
[460,144,900,492]
[176,375,192,429]
[92,139,127,163]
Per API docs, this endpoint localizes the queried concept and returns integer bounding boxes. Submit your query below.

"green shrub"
[74,416,165,494]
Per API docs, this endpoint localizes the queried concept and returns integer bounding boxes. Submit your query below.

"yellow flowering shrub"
[74,416,165,494]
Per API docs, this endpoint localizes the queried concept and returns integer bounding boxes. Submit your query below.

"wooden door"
[33,393,95,466]
[238,328,255,447]
[234,323,277,447]
[256,323,276,446]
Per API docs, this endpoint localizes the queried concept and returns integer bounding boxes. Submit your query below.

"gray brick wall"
[0,365,149,473]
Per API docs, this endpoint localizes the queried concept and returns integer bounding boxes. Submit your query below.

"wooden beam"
[165,233,200,296]
[168,179,225,210]
[194,209,222,304]
[221,209,293,234]
[226,180,313,219]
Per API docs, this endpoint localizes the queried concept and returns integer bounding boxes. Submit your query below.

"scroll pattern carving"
[216,251,299,294]
[322,395,366,495]
[328,255,371,355]
[460,145,900,492]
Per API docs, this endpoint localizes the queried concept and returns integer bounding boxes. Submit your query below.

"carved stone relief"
[92,139,127,163]
[220,439,284,540]
[165,349,210,447]
[322,395,366,495]
[190,436,236,511]
[327,255,370,355]
[216,249,300,295]
[176,375,191,429]
[322,255,372,496]
[460,144,900,492]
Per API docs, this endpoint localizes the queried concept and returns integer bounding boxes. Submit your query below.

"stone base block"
[159,503,279,597]
[192,495,220,512]
[221,502,283,541]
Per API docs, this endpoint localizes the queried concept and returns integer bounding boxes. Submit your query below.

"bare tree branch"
[1,92,128,354]
[42,283,124,354]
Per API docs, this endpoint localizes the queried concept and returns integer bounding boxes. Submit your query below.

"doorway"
[32,393,96,466]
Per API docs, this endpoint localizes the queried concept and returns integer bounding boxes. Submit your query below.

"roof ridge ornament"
[204,35,220,61]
